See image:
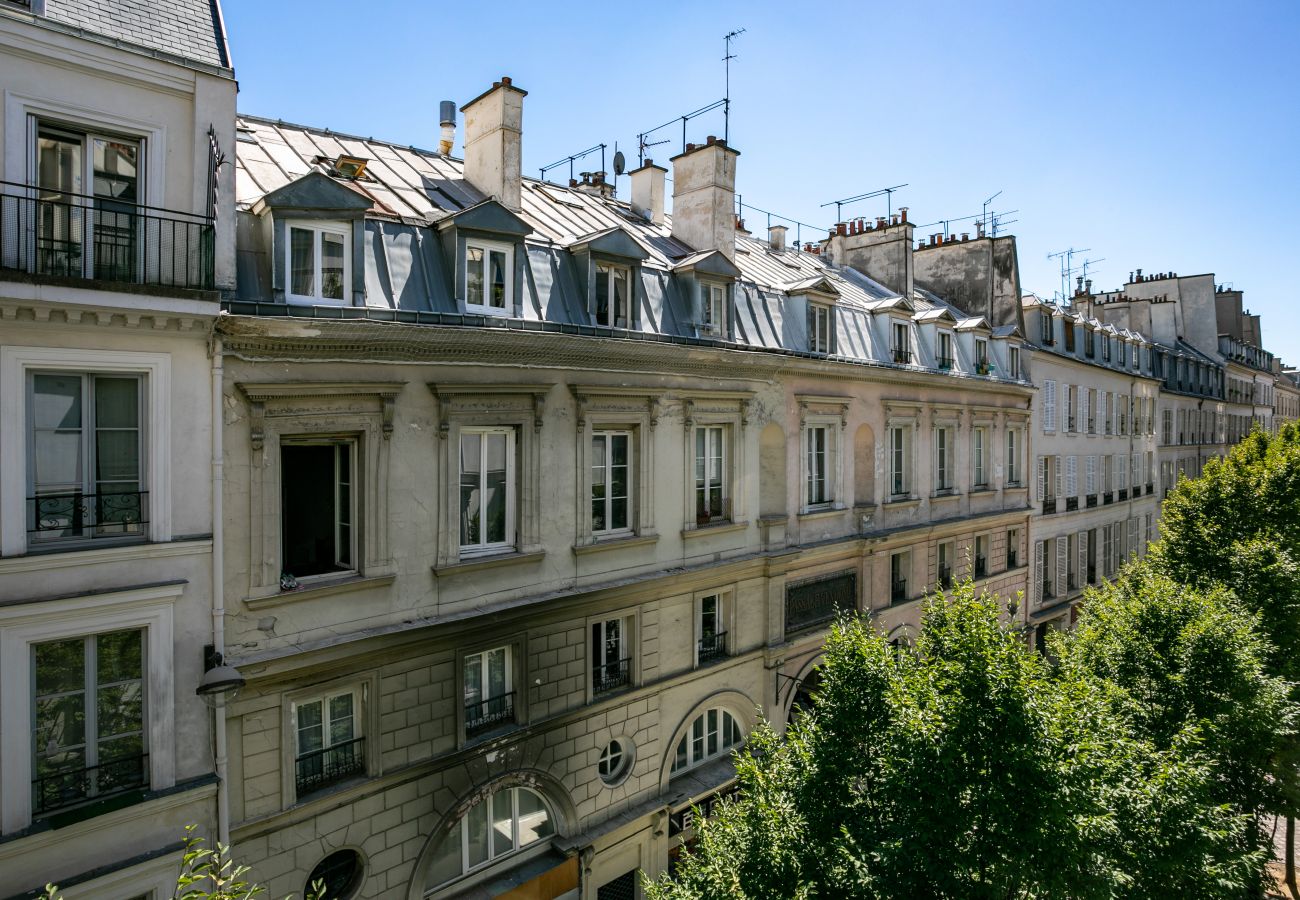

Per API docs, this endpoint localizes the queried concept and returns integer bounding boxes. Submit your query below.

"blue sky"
[223,0,1300,362]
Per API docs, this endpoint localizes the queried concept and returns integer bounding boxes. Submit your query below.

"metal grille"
[28,491,148,540]
[33,752,148,815]
[465,691,515,737]
[697,631,728,665]
[785,571,856,633]
[593,659,630,695]
[295,737,365,795]
[597,870,638,900]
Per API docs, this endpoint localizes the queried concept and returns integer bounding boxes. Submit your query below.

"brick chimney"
[630,160,666,225]
[670,136,740,261]
[460,76,526,211]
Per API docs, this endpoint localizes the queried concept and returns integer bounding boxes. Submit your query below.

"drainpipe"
[210,334,230,848]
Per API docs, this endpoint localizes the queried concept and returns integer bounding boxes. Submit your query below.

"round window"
[598,739,633,786]
[306,849,364,900]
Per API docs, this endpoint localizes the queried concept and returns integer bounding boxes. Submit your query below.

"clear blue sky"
[223,0,1300,362]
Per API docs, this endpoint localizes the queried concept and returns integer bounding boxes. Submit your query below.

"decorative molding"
[568,385,664,433]
[235,381,404,449]
[428,383,552,437]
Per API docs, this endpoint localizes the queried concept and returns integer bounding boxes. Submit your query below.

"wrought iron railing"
[974,558,987,579]
[592,658,630,695]
[937,567,953,589]
[465,691,515,737]
[697,631,728,665]
[1118,488,1129,501]
[975,361,993,376]
[892,348,912,364]
[1042,498,1058,515]
[1103,492,1114,505]
[295,737,365,795]
[1086,494,1098,509]
[785,572,857,633]
[28,490,148,541]
[891,579,908,604]
[33,753,148,815]
[1066,496,1079,511]
[936,356,954,370]
[1007,550,1019,569]
[0,180,214,290]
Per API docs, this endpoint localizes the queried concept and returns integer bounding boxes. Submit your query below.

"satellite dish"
[613,150,626,176]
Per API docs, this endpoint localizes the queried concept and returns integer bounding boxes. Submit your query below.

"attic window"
[333,155,369,179]
[595,263,631,328]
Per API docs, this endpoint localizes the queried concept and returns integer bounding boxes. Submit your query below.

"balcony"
[936,355,955,370]
[1086,494,1098,508]
[592,658,631,695]
[697,632,728,666]
[892,347,913,364]
[295,737,365,795]
[975,361,993,376]
[785,572,857,633]
[465,691,515,738]
[890,579,908,604]
[1118,488,1129,501]
[1041,498,1058,515]
[28,490,148,543]
[1103,492,1114,505]
[0,181,214,292]
[33,752,149,816]
[974,558,988,579]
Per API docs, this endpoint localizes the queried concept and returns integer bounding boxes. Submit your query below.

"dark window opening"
[281,443,353,580]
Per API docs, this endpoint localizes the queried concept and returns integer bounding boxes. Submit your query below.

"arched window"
[424,786,555,893]
[671,708,743,775]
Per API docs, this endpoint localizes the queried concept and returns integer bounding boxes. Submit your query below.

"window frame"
[700,280,729,337]
[279,437,359,582]
[590,614,634,698]
[589,429,634,538]
[888,424,912,499]
[463,237,515,316]
[937,331,954,370]
[890,549,911,603]
[693,424,730,525]
[934,424,955,493]
[461,643,516,741]
[594,262,633,329]
[1008,345,1021,379]
[457,426,518,557]
[808,302,834,354]
[426,786,557,891]
[891,320,911,363]
[1005,427,1022,487]
[670,707,744,776]
[284,220,352,306]
[694,589,733,667]
[973,425,988,488]
[287,680,372,802]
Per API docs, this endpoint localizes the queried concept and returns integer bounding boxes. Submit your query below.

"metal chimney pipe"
[439,100,456,156]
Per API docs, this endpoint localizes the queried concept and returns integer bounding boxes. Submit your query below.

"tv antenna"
[820,184,908,223]
[539,143,606,184]
[990,210,1017,237]
[723,28,745,145]
[635,98,726,167]
[1048,247,1090,303]
[1080,257,1105,283]
[981,191,1002,235]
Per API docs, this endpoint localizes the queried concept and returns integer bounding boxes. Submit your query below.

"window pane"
[463,654,482,706]
[483,433,508,545]
[492,789,514,857]
[673,737,687,771]
[517,788,553,844]
[488,250,507,309]
[328,694,355,745]
[290,228,315,297]
[612,268,630,326]
[486,647,507,697]
[466,247,484,307]
[96,630,142,684]
[591,435,607,532]
[96,681,143,743]
[320,231,345,300]
[32,373,84,490]
[595,264,610,325]
[707,709,719,756]
[297,700,323,753]
[34,639,87,773]
[466,799,490,868]
[459,433,481,546]
[36,638,86,695]
[426,829,462,888]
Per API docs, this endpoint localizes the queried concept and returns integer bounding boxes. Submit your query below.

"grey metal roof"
[43,0,229,68]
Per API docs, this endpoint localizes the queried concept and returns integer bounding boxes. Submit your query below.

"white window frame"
[590,614,633,697]
[693,424,730,524]
[594,262,633,328]
[1005,427,1021,486]
[937,331,954,369]
[590,429,634,537]
[802,421,840,510]
[289,685,366,798]
[694,589,732,667]
[0,583,180,833]
[462,644,514,738]
[701,281,728,336]
[809,302,833,353]
[1008,345,1021,379]
[458,427,517,557]
[973,426,988,488]
[279,437,358,581]
[284,220,351,306]
[464,238,514,316]
[670,707,744,775]
[1,347,171,557]
[888,424,912,498]
[438,786,556,886]
[934,424,955,493]
[892,320,911,363]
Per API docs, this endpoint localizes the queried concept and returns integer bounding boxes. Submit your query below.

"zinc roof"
[44,0,229,68]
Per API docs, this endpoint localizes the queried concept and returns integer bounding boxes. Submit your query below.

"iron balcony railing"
[295,737,365,795]
[33,752,148,815]
[891,579,908,604]
[0,180,214,290]
[1118,488,1129,501]
[975,361,993,376]
[592,658,630,695]
[1086,494,1098,508]
[1042,498,1058,515]
[1066,496,1079,512]
[1103,492,1114,505]
[1007,550,1019,569]
[892,347,912,364]
[465,691,515,737]
[974,558,987,579]
[28,490,147,541]
[697,631,728,665]
[936,355,954,370]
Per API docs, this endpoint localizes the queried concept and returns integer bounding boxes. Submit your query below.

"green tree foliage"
[646,583,1266,900]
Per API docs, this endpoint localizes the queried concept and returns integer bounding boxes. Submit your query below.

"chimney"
[629,160,666,225]
[899,206,909,223]
[439,100,456,157]
[460,76,527,211]
[768,224,787,252]
[670,136,740,260]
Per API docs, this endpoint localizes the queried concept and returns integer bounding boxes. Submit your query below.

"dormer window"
[975,339,990,374]
[808,303,833,353]
[466,239,513,315]
[1085,330,1096,358]
[287,222,349,305]
[892,322,911,364]
[595,263,631,328]
[1040,312,1054,345]
[937,331,954,370]
[701,282,727,336]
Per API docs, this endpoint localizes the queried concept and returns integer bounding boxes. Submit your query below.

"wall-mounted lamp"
[196,644,244,707]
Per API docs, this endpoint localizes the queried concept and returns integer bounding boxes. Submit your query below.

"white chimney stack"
[629,161,666,225]
[439,100,456,157]
[670,136,739,261]
[460,76,526,211]
[768,224,787,252]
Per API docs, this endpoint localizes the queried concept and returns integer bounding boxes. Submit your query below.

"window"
[1102,337,1111,362]
[701,282,727,336]
[937,541,953,589]
[459,428,516,555]
[27,372,145,548]
[889,425,911,497]
[281,441,355,580]
[1066,385,1076,432]
[697,594,728,665]
[1064,322,1076,353]
[591,618,630,695]
[286,222,349,305]
[1085,330,1096,358]
[1006,528,1019,568]
[1005,428,1021,486]
[1085,388,1096,434]
[464,646,513,738]
[935,426,954,492]
[591,431,631,535]
[671,709,743,774]
[973,426,988,488]
[1008,346,1021,379]
[465,239,512,314]
[890,551,909,603]
[35,123,142,282]
[598,740,632,786]
[975,339,989,374]
[806,425,832,506]
[892,322,911,363]
[424,786,555,890]
[937,331,954,369]
[808,303,833,353]
[32,629,146,816]
[294,689,364,796]
[306,850,364,900]
[594,263,632,328]
[974,534,989,578]
[1040,312,1054,344]
[694,425,729,524]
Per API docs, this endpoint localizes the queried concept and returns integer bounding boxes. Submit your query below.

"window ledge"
[681,519,749,540]
[572,533,659,556]
[432,549,545,577]
[969,486,993,495]
[797,506,847,522]
[1002,485,1028,495]
[0,537,211,575]
[930,491,961,502]
[883,496,920,510]
[244,573,395,609]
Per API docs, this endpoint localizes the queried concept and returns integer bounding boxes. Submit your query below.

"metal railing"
[592,658,630,695]
[974,558,987,578]
[938,567,953,589]
[1066,496,1079,511]
[697,631,728,665]
[1042,498,1058,515]
[1086,494,1098,508]
[33,752,148,815]
[1103,492,1114,505]
[975,361,993,376]
[1118,488,1129,501]
[0,180,214,290]
[295,737,365,795]
[465,691,515,737]
[891,579,908,604]
[892,347,912,364]
[936,356,954,370]
[28,490,148,541]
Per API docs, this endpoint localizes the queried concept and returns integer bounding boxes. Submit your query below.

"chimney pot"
[769,224,788,252]
[890,213,899,225]
[500,76,512,86]
[836,222,847,236]
[961,232,969,241]
[899,206,909,223]
[439,99,457,156]
[706,135,716,145]
[876,216,887,228]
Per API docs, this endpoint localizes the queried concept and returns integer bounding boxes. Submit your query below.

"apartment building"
[214,78,1033,899]
[0,1,236,897]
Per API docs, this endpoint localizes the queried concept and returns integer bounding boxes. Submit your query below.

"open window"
[591,617,631,695]
[458,428,516,556]
[696,593,730,666]
[693,424,730,525]
[701,281,728,337]
[808,302,834,353]
[280,440,356,581]
[464,239,513,315]
[286,222,350,305]
[292,688,365,798]
[594,263,632,328]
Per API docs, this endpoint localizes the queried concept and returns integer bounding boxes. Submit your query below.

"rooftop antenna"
[820,184,908,223]
[635,98,726,166]
[1048,247,1090,304]
[723,28,746,145]
[981,190,1002,235]
[990,210,1017,237]
[539,143,607,184]
[1080,257,1105,284]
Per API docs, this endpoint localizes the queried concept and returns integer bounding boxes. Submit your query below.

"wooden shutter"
[1033,540,1044,606]
[1056,537,1068,598]
[1054,454,1064,500]
[1045,380,1056,432]
[1086,455,1096,495]
[1077,531,1089,584]
[1037,456,1046,501]
[1066,455,1078,497]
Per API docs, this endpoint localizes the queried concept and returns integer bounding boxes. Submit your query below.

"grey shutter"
[1033,540,1044,607]
[1056,537,1068,598]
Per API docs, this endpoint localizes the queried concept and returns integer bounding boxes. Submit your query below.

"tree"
[645,583,1264,900]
